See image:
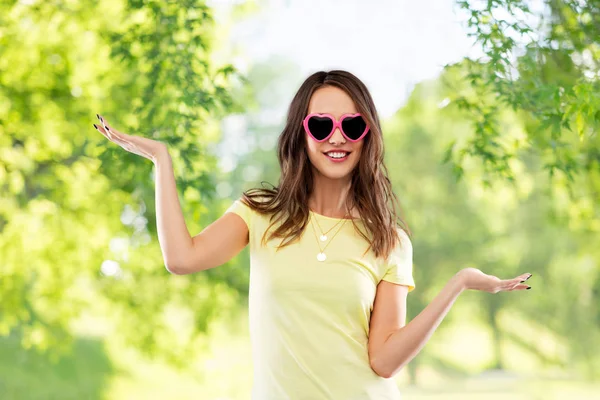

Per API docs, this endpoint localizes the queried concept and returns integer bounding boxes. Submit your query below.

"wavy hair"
[239,69,410,261]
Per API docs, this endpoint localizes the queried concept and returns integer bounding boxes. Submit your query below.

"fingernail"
[96,114,100,120]
[526,286,531,290]
[521,275,532,283]
[105,126,110,131]
[93,124,98,129]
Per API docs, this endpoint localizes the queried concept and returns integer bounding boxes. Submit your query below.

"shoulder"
[384,226,412,264]
[395,226,412,249]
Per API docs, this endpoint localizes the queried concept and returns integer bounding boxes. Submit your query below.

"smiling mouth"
[323,151,351,161]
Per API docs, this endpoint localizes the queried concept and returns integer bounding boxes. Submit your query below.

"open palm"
[93,114,166,162]
[458,267,532,293]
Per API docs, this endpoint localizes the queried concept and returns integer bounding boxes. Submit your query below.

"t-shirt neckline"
[309,209,362,222]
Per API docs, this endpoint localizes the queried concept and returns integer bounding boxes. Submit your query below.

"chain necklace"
[309,213,348,262]
[311,210,349,241]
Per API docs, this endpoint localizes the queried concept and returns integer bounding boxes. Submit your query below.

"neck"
[308,173,354,219]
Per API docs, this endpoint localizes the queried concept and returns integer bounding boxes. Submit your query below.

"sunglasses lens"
[307,116,334,141]
[341,115,368,140]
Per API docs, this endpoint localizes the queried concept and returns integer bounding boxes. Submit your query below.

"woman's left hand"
[457,267,532,293]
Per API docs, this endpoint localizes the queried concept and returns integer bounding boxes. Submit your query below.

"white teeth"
[326,152,348,159]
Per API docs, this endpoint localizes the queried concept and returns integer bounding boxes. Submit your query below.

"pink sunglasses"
[302,113,370,142]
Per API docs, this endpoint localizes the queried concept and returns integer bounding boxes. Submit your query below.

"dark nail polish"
[526,286,531,290]
[105,126,110,131]
[93,124,98,129]
[520,280,525,283]
[96,114,100,120]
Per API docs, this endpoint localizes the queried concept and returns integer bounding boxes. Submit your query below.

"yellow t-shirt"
[224,198,415,400]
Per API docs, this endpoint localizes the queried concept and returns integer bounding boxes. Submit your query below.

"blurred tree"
[384,62,599,381]
[442,0,600,378]
[0,0,252,367]
[447,0,599,224]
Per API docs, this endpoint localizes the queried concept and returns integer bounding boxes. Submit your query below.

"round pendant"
[317,252,326,262]
[320,234,327,242]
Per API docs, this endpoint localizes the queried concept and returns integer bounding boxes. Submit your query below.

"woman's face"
[304,85,364,181]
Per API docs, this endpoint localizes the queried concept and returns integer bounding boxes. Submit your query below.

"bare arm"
[154,150,249,273]
[369,274,464,378]
[153,150,193,271]
[369,269,533,378]
[94,115,249,275]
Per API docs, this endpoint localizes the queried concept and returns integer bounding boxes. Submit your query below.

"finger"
[99,120,127,143]
[504,276,532,289]
[96,115,112,135]
[99,116,115,135]
[508,283,531,291]
[506,273,531,286]
[103,129,149,158]
[95,117,154,159]
[498,278,523,291]
[97,113,107,127]
[107,132,148,157]
[95,123,131,148]
[101,119,133,145]
[93,123,110,140]
[517,273,533,283]
[94,123,116,141]
[111,131,154,158]
[97,114,110,131]
[98,114,119,136]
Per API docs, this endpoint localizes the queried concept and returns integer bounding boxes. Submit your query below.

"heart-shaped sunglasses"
[302,113,370,142]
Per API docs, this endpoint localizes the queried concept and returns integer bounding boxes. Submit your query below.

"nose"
[329,127,346,144]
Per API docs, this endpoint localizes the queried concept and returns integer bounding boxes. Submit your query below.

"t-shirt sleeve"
[224,197,254,231]
[381,228,415,292]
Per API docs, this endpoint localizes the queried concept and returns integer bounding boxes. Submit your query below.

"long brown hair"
[240,69,410,261]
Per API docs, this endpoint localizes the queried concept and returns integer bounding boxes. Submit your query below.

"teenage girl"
[94,69,533,399]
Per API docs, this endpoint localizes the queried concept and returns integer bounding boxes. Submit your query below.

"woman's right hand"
[93,114,167,162]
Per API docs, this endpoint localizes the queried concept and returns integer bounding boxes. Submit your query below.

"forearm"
[153,149,193,273]
[371,273,466,378]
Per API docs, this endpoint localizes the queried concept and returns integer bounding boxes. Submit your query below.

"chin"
[315,163,357,180]
[308,151,359,179]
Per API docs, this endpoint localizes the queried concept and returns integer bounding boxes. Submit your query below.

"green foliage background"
[0,0,598,398]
